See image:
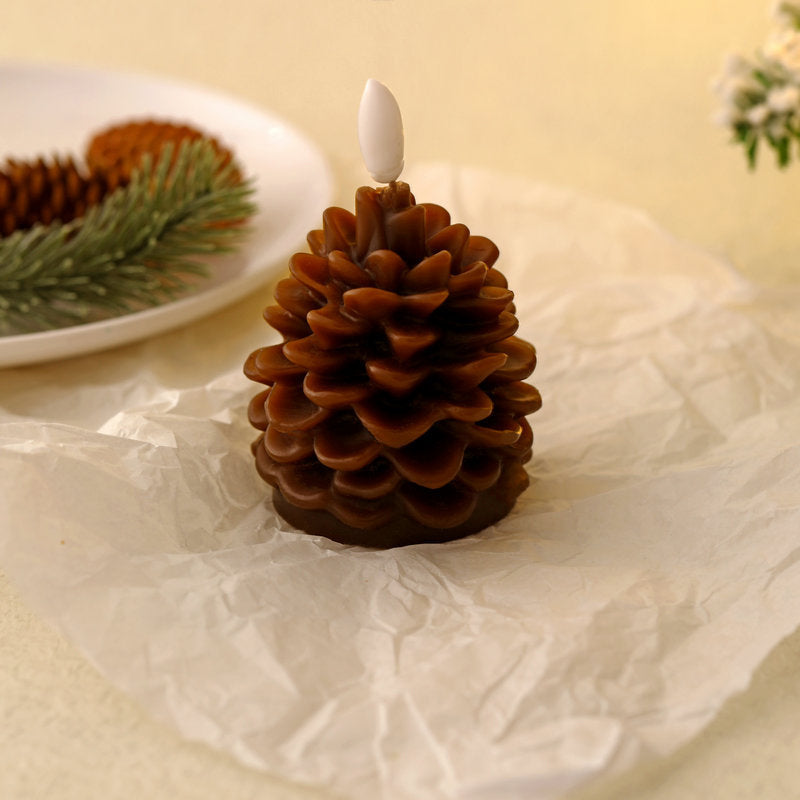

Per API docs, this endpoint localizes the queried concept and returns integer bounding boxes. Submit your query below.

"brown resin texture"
[244,182,541,547]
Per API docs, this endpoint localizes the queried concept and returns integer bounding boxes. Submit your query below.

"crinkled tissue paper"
[1,165,800,800]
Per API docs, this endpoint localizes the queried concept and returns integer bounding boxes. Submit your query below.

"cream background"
[1,1,799,799]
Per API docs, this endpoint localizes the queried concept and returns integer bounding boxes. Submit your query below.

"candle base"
[270,461,529,549]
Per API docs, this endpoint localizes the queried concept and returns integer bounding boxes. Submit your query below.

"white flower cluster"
[713,2,800,166]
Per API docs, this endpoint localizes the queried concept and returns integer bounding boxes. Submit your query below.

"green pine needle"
[0,139,257,334]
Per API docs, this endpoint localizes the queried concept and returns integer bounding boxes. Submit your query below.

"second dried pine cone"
[86,119,237,189]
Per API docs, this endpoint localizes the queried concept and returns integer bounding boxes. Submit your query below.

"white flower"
[767,83,800,111]
[712,107,742,127]
[716,53,753,84]
[712,52,771,108]
[764,29,800,72]
[746,103,771,126]
[723,75,761,101]
[768,119,791,139]
[724,53,750,74]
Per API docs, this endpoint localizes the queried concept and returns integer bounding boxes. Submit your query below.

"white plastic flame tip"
[358,78,404,184]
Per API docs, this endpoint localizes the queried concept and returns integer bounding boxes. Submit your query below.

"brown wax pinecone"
[86,119,237,190]
[0,156,107,237]
[244,182,542,547]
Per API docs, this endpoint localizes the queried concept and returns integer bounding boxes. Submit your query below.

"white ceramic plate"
[0,61,333,368]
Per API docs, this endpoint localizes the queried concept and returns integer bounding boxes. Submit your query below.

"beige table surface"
[2,2,800,799]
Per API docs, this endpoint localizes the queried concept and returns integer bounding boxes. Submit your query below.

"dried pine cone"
[245,182,542,548]
[1,119,240,239]
[0,156,107,237]
[86,119,237,189]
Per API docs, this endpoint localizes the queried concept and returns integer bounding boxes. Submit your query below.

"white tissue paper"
[1,164,800,800]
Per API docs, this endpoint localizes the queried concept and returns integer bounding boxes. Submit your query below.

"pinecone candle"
[245,182,541,546]
[244,82,541,547]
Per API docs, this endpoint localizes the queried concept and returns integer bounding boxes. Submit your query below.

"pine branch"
[0,139,256,334]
